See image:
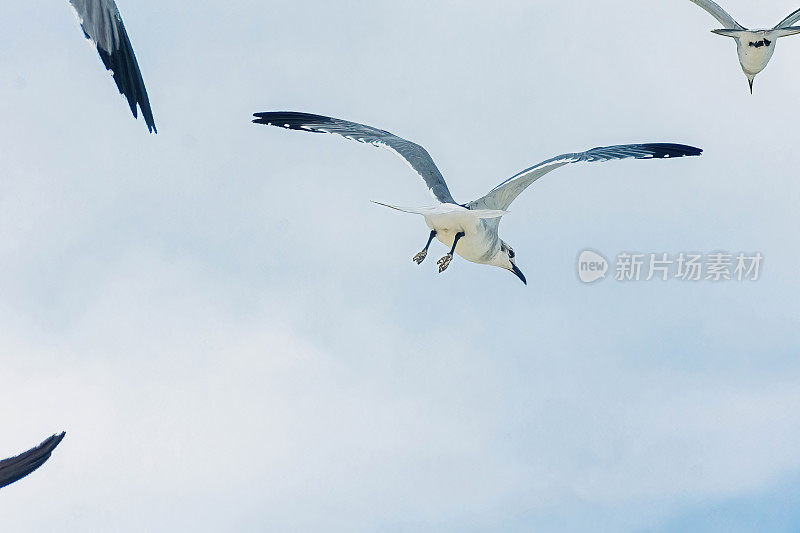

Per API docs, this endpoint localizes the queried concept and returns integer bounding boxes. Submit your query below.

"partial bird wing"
[372,201,506,218]
[774,8,800,28]
[252,112,457,204]
[468,143,703,212]
[688,0,743,29]
[0,432,66,489]
[68,0,156,133]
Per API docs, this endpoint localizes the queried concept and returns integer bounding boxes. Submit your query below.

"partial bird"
[253,112,702,284]
[68,0,156,132]
[688,0,800,92]
[0,432,65,489]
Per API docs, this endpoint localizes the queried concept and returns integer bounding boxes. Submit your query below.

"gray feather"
[253,112,456,204]
[468,143,703,212]
[688,0,743,29]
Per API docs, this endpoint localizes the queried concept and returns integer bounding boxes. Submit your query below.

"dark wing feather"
[70,0,156,133]
[0,432,66,489]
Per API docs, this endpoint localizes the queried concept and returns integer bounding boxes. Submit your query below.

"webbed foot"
[437,254,453,273]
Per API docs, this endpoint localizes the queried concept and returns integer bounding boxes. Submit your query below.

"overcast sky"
[1,0,799,531]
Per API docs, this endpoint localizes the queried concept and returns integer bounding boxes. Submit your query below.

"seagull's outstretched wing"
[69,0,156,133]
[468,144,703,212]
[0,432,66,489]
[688,0,743,29]
[252,112,457,204]
[775,8,800,29]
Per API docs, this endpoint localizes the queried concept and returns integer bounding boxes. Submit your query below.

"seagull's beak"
[510,263,527,285]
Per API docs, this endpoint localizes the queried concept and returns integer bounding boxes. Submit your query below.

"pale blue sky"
[0,1,799,531]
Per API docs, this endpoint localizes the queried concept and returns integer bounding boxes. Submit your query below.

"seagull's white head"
[493,240,526,285]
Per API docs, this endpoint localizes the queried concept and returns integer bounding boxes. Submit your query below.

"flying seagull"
[688,0,800,92]
[253,112,702,284]
[68,0,156,133]
[0,432,65,489]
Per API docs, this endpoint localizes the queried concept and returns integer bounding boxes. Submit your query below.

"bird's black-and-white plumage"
[0,432,65,489]
[69,0,156,133]
[688,0,800,92]
[253,112,702,284]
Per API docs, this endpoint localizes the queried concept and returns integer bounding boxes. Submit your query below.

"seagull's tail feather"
[371,201,427,215]
[372,202,506,219]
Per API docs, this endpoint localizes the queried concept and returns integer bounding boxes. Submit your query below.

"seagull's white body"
[373,203,506,265]
[419,206,504,264]
[426,211,500,265]
[254,112,703,284]
[733,30,779,77]
[689,0,800,91]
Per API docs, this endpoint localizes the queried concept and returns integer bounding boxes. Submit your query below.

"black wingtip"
[49,432,67,448]
[251,111,334,131]
[27,431,66,459]
[0,431,66,489]
[641,143,703,158]
[95,21,156,134]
